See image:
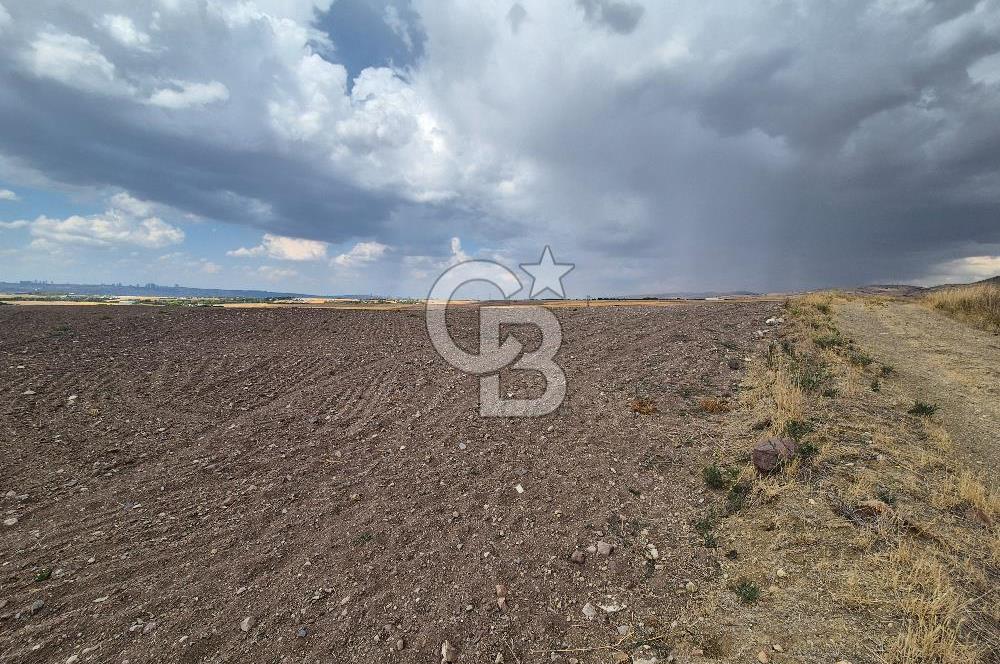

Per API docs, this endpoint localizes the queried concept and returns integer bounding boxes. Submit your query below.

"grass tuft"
[908,401,939,417]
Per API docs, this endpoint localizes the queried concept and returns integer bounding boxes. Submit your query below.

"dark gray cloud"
[576,0,644,35]
[1,0,1000,295]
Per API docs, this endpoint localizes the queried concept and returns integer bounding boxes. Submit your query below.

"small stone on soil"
[596,541,614,556]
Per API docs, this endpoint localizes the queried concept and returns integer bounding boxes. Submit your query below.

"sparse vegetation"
[908,400,938,417]
[732,579,760,604]
[783,419,813,441]
[702,464,728,489]
[924,282,1000,333]
[703,293,997,661]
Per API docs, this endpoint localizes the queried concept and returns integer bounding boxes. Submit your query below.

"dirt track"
[0,302,778,663]
[836,300,1000,479]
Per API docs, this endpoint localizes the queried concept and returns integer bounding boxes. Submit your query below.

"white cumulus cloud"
[22,192,183,249]
[0,188,18,201]
[148,80,230,109]
[333,241,388,267]
[22,31,132,96]
[228,233,327,261]
[99,14,151,49]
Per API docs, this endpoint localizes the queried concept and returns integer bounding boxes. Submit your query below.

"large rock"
[752,437,797,473]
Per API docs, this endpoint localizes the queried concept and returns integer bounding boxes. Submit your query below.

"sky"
[1,0,999,297]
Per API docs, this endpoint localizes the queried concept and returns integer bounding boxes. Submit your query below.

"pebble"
[297,626,308,638]
[644,544,659,560]
[396,638,405,651]
[596,541,614,556]
[3,517,17,527]
[458,443,467,450]
[772,644,783,652]
[570,550,586,564]
[685,581,697,593]
[776,568,787,578]
[142,622,157,634]
[240,616,254,632]
[30,599,45,615]
[757,651,770,663]
[66,656,79,664]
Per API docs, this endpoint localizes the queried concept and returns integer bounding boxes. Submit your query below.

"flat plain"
[0,302,777,663]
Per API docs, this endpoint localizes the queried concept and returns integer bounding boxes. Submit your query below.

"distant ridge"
[0,280,374,299]
[854,275,1000,297]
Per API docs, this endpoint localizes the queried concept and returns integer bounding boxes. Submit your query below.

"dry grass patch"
[629,397,658,415]
[924,283,1000,333]
[698,396,730,413]
[691,292,999,663]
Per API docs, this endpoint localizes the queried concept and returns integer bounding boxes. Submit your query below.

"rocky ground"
[0,302,780,663]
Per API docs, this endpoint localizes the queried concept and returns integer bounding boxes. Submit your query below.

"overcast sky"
[1,0,999,296]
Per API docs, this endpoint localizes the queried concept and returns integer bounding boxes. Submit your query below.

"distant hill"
[0,280,324,299]
[854,275,1000,297]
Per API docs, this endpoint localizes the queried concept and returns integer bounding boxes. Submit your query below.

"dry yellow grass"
[924,283,1000,332]
[701,293,998,663]
[697,396,730,413]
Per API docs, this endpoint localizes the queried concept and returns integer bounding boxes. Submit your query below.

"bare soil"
[0,302,778,663]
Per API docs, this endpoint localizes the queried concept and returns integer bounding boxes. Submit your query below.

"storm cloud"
[1,0,999,294]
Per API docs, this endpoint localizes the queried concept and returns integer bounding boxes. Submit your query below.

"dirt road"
[836,300,1000,478]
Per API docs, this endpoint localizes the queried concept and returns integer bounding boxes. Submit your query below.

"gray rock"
[30,599,45,615]
[297,626,308,638]
[240,616,255,632]
[596,541,614,556]
[570,550,586,564]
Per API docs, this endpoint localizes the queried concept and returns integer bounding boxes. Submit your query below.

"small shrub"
[703,464,728,489]
[876,487,897,507]
[880,364,894,377]
[732,580,761,604]
[847,349,874,367]
[870,379,881,392]
[815,303,831,314]
[813,331,843,349]
[792,356,830,392]
[695,513,718,547]
[351,530,374,546]
[783,419,813,441]
[798,440,819,458]
[34,568,52,582]
[726,481,751,513]
[908,401,938,417]
[822,387,839,398]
